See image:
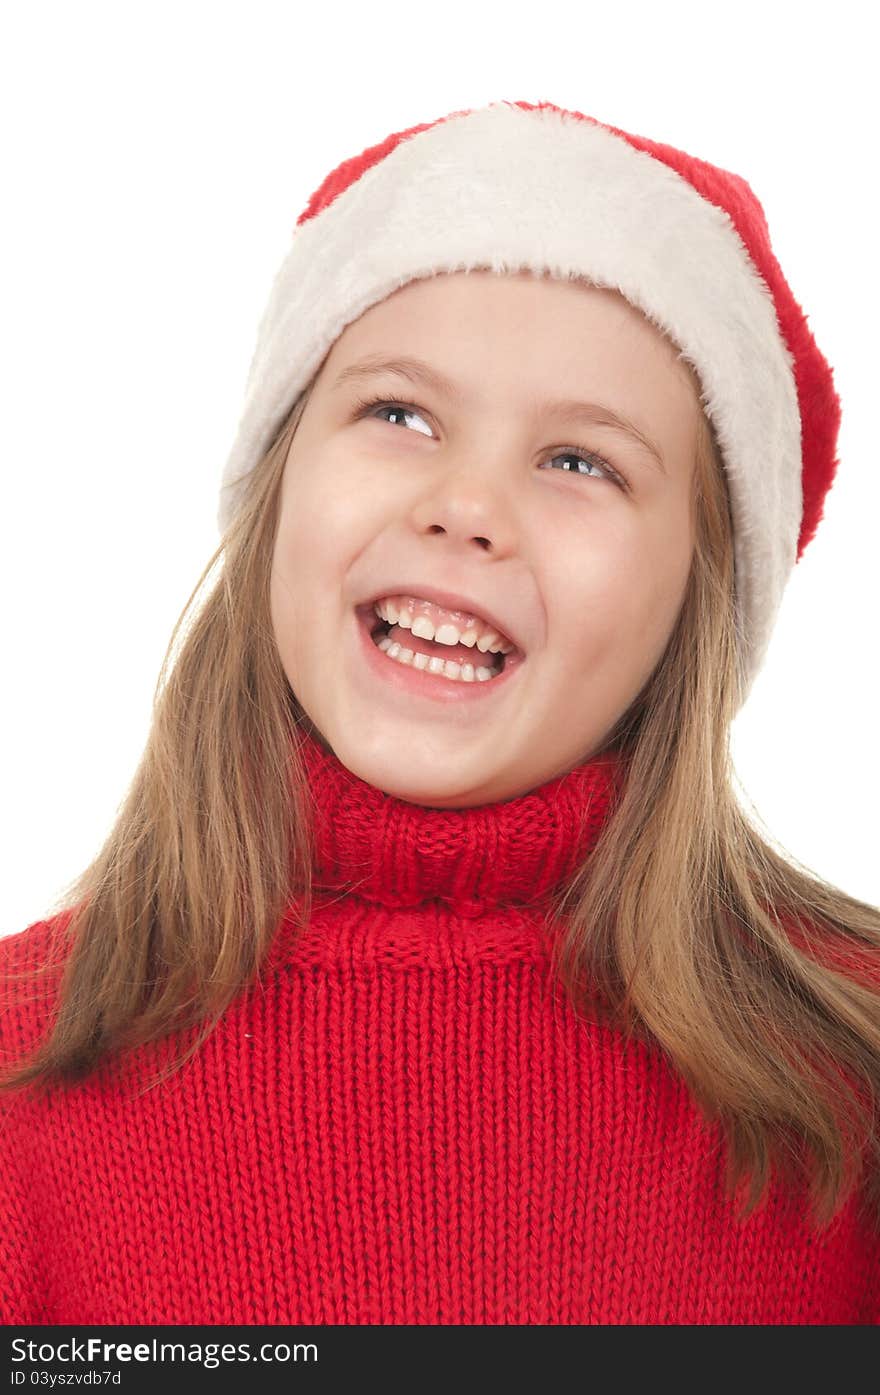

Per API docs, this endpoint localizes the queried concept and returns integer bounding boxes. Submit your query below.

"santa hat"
[218,99,841,709]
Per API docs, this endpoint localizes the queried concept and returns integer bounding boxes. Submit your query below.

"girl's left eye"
[352,394,628,489]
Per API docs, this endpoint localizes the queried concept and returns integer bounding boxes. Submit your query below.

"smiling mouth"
[368,613,513,675]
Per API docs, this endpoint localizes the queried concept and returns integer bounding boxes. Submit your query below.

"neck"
[292,725,625,914]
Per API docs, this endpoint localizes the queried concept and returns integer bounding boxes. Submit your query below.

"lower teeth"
[372,629,501,683]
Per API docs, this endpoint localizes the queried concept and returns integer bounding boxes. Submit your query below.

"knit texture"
[1,730,877,1324]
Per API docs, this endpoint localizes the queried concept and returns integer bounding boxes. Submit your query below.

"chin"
[352,747,477,806]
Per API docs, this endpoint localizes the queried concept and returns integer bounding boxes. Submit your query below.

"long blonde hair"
[2,375,879,1237]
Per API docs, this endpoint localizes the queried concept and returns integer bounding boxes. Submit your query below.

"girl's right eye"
[354,395,434,437]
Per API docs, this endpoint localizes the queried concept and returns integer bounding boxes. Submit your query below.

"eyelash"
[351,393,628,490]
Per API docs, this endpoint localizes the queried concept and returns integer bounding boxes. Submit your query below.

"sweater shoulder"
[0,910,75,1067]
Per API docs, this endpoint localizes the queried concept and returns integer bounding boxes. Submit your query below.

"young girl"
[2,99,878,1326]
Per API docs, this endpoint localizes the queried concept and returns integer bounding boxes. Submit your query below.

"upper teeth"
[373,595,515,654]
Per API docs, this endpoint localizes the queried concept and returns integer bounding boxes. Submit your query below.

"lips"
[358,585,526,657]
[354,600,527,702]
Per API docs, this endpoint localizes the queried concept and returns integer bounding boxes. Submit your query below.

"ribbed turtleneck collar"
[293,727,624,916]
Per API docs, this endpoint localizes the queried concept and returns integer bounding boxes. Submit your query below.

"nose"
[408,463,519,557]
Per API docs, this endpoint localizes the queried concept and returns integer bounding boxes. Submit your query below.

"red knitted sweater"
[1,729,877,1325]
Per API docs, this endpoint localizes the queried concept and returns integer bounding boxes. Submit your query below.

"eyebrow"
[331,353,666,472]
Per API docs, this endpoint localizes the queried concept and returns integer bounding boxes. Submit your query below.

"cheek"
[270,463,382,659]
[296,454,390,567]
[548,523,689,676]
[274,469,363,595]
[269,506,323,679]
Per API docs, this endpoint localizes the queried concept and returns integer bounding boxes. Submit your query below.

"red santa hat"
[218,99,841,709]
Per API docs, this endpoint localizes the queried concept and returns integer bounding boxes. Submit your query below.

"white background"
[2,0,877,936]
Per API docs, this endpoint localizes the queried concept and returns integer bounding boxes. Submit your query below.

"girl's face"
[270,270,699,807]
